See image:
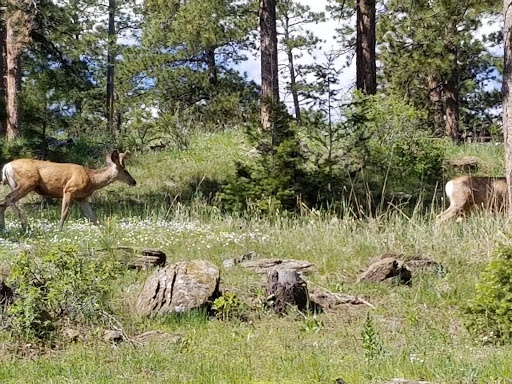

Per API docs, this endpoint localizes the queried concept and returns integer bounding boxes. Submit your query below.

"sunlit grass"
[0,132,511,383]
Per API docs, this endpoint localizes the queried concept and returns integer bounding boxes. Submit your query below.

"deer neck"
[88,165,118,191]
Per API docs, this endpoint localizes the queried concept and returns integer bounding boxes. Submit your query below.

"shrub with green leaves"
[6,246,121,341]
[466,244,512,343]
[211,292,247,321]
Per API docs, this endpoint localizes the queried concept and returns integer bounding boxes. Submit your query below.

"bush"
[301,93,445,212]
[6,246,121,342]
[465,244,512,343]
[219,103,309,213]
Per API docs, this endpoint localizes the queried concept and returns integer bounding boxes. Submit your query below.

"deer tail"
[1,163,17,189]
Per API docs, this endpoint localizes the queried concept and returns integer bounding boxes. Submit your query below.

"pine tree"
[277,0,325,125]
[378,0,501,142]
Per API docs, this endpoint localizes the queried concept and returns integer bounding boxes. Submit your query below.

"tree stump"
[265,269,309,315]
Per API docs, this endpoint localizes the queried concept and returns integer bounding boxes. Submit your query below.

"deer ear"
[110,150,120,165]
[119,150,131,167]
[105,152,113,165]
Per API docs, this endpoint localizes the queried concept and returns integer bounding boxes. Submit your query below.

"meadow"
[0,132,511,384]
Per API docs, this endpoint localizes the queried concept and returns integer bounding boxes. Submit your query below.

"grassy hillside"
[0,132,511,383]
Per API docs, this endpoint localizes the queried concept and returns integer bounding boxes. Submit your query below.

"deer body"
[436,175,507,223]
[0,150,136,230]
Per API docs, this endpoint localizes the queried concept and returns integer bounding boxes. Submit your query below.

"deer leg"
[10,203,27,230]
[0,187,32,230]
[78,201,98,225]
[59,193,73,230]
[436,206,459,224]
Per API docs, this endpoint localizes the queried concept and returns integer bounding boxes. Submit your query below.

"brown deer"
[0,150,136,230]
[436,175,507,223]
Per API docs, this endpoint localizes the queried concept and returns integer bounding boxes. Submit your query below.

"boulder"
[136,260,220,317]
[357,258,411,285]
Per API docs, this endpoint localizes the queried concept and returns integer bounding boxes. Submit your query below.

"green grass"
[0,131,511,383]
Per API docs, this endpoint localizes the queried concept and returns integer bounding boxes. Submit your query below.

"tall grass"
[0,132,510,383]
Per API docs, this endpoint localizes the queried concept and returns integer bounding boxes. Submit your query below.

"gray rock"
[357,258,411,285]
[136,260,220,317]
[222,251,259,269]
[240,258,316,274]
[309,286,373,309]
[103,329,124,343]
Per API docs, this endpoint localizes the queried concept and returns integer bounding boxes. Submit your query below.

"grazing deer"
[436,175,508,223]
[0,150,136,230]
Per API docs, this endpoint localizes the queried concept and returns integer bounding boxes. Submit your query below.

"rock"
[404,255,442,274]
[241,258,316,274]
[96,246,166,270]
[104,329,124,343]
[265,269,311,315]
[309,286,373,309]
[368,253,442,275]
[62,327,81,342]
[357,258,411,285]
[136,260,220,317]
[128,249,166,269]
[223,251,259,269]
[133,330,183,346]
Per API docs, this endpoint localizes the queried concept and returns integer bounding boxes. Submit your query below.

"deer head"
[106,150,137,186]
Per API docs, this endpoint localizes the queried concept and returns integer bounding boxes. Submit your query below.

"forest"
[0,0,511,383]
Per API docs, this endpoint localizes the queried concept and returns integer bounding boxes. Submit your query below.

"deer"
[0,150,136,231]
[436,175,508,224]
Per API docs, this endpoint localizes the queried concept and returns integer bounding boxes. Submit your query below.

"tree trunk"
[260,0,279,144]
[283,13,301,125]
[265,269,310,315]
[106,0,116,137]
[4,0,33,141]
[444,74,460,143]
[288,49,301,125]
[356,0,376,95]
[5,10,22,141]
[503,0,512,216]
[205,48,218,85]
[427,73,444,136]
[0,6,6,136]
